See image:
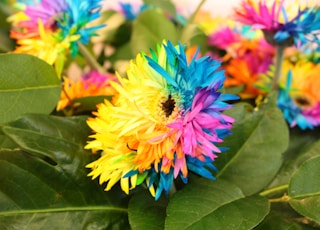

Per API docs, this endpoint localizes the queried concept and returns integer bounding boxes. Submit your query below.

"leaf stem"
[269,194,290,203]
[0,206,128,216]
[187,0,207,25]
[259,184,288,197]
[271,45,285,91]
[78,42,106,74]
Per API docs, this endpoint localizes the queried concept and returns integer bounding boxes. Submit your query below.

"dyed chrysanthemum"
[234,0,320,47]
[9,0,104,74]
[57,70,118,111]
[208,25,275,98]
[13,20,78,74]
[85,41,238,200]
[260,60,320,129]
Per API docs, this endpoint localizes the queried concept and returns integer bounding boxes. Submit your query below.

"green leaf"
[72,95,112,114]
[0,31,14,53]
[256,210,315,230]
[106,21,132,47]
[216,97,289,196]
[0,54,61,124]
[1,114,90,160]
[203,195,269,230]
[0,130,18,150]
[165,179,243,229]
[224,85,245,96]
[0,4,14,53]
[128,190,168,230]
[130,10,178,55]
[289,156,320,224]
[0,149,129,229]
[0,114,129,228]
[289,156,320,199]
[268,128,320,189]
[179,23,208,54]
[165,178,269,230]
[256,203,318,230]
[108,42,134,65]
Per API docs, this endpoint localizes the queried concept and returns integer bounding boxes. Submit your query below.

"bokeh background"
[103,0,320,16]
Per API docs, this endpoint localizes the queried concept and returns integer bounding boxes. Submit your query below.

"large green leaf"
[216,97,289,196]
[128,190,168,230]
[179,195,269,230]
[0,129,18,150]
[267,128,320,189]
[130,10,178,55]
[165,178,269,230]
[0,54,61,124]
[1,114,89,160]
[288,156,320,224]
[0,114,129,229]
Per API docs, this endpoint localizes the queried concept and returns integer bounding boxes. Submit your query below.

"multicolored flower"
[57,70,118,111]
[234,0,320,47]
[260,60,320,129]
[208,25,275,98]
[85,41,238,199]
[9,0,104,75]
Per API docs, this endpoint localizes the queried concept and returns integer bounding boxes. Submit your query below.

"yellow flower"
[13,20,79,76]
[57,70,118,111]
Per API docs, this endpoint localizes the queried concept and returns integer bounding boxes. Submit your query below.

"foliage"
[0,0,320,229]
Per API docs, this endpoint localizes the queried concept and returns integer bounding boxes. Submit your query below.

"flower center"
[295,96,311,107]
[162,95,176,117]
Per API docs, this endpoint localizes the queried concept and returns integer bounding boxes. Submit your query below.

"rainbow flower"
[57,70,118,111]
[85,41,238,199]
[9,0,104,74]
[260,60,320,129]
[208,25,275,98]
[234,0,320,47]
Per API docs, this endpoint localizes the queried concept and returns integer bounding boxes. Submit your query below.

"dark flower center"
[295,96,311,107]
[162,95,175,117]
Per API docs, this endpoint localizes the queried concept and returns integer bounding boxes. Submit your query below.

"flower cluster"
[259,58,320,129]
[209,0,320,129]
[57,70,118,111]
[9,0,104,75]
[208,24,275,98]
[85,41,238,199]
[234,0,320,47]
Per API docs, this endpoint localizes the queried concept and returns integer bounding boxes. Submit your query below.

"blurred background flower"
[57,70,118,111]
[8,0,105,76]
